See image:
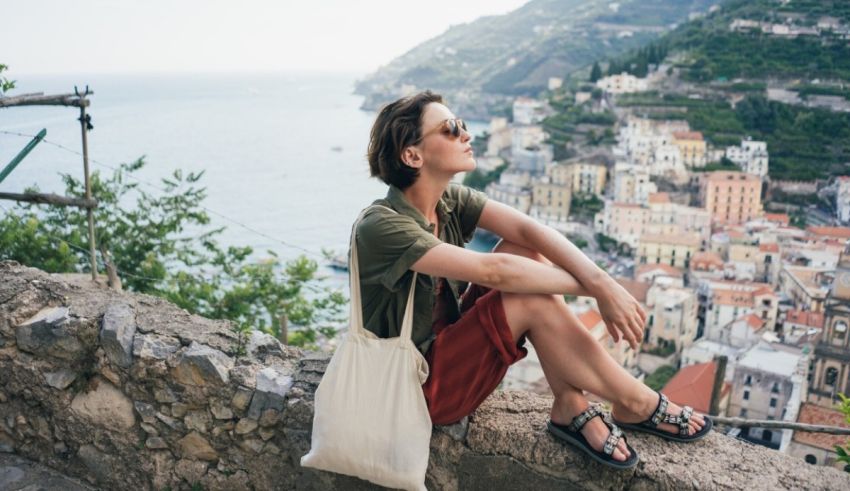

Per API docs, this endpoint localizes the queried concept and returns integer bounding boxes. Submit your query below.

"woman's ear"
[401,146,424,169]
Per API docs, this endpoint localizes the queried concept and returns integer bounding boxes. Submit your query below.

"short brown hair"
[367,91,444,190]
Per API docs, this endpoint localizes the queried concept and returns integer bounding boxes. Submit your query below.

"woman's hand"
[592,277,647,350]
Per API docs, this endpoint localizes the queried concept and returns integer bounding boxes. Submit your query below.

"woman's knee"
[501,291,562,334]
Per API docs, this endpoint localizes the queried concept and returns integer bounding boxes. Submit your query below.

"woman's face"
[414,102,476,177]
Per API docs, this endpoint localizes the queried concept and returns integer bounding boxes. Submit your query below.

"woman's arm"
[476,199,646,349]
[410,244,587,296]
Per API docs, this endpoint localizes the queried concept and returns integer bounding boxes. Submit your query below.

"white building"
[595,72,648,95]
[645,276,699,360]
[486,170,533,214]
[726,137,769,177]
[837,176,850,224]
[513,97,549,125]
[612,162,657,205]
[728,342,808,451]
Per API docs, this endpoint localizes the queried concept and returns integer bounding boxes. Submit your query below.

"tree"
[0,64,16,94]
[835,393,850,473]
[590,62,602,82]
[0,158,346,354]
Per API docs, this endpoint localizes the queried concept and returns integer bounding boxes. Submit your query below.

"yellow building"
[565,161,607,196]
[638,232,701,269]
[700,171,763,226]
[532,176,572,223]
[672,131,707,168]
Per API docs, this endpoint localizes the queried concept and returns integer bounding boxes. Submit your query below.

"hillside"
[355,0,717,116]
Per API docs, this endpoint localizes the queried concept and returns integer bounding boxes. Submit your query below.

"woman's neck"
[402,177,449,225]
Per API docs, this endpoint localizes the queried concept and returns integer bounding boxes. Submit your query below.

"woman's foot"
[611,391,707,436]
[551,404,631,462]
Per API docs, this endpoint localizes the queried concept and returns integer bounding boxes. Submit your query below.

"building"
[725,137,769,177]
[662,361,730,415]
[486,170,533,214]
[644,277,699,360]
[595,202,650,249]
[634,263,684,284]
[778,265,833,313]
[646,193,712,247]
[531,173,572,226]
[672,131,707,168]
[807,247,850,406]
[700,280,779,341]
[637,233,701,269]
[788,403,850,469]
[689,251,726,282]
[512,97,549,125]
[700,171,763,226]
[728,342,808,451]
[595,72,648,94]
[837,177,850,224]
[612,162,656,205]
[564,160,607,196]
[512,144,554,174]
[578,307,640,370]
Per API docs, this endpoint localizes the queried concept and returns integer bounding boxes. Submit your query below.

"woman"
[355,91,711,469]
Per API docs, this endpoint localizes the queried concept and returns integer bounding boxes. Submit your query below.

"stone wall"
[1,261,849,490]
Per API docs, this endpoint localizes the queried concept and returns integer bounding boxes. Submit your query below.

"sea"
[0,72,495,289]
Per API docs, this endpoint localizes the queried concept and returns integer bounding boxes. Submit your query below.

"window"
[740,408,748,418]
[771,382,780,393]
[745,375,752,386]
[826,367,839,386]
[762,430,773,441]
[835,320,848,340]
[743,390,750,401]
[805,454,817,465]
[769,397,777,408]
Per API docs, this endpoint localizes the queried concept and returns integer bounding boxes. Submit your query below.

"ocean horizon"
[0,71,494,286]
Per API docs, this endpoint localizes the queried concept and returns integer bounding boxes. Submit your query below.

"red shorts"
[422,283,528,425]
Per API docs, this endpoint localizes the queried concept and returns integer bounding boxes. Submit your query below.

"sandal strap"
[567,405,601,433]
[678,406,694,436]
[649,392,669,428]
[603,423,623,456]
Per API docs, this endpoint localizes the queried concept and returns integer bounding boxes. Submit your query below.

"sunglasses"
[415,118,468,144]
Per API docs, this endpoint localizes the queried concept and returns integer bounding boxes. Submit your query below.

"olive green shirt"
[354,183,488,355]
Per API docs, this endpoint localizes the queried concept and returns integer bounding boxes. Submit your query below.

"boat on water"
[328,254,349,272]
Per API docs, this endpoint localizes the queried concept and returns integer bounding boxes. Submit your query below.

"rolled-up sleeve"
[356,210,442,292]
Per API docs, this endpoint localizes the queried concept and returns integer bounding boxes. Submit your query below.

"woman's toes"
[618,439,630,457]
[612,448,627,462]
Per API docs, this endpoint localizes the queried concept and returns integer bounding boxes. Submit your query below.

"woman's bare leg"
[493,240,629,460]
[494,241,706,438]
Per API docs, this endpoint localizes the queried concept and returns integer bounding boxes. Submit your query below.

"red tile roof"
[806,226,850,240]
[739,313,765,330]
[648,192,671,204]
[615,277,651,304]
[577,309,603,330]
[784,310,825,329]
[764,213,790,226]
[662,362,717,414]
[793,403,850,451]
[690,251,724,271]
[759,243,780,253]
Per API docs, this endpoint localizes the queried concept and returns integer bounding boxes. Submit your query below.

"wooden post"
[709,355,728,416]
[77,86,98,281]
[279,313,289,346]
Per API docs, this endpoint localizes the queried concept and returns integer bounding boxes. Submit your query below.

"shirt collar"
[386,184,456,232]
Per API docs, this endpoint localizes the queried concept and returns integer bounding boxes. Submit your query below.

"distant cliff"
[356,0,717,116]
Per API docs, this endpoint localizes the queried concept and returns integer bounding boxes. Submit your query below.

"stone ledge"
[1,261,849,490]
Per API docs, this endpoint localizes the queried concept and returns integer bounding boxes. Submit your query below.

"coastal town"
[448,44,850,471]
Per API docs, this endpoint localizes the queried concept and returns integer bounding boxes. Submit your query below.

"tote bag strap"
[349,205,418,344]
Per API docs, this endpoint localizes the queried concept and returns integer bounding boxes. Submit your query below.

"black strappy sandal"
[547,405,639,470]
[613,392,713,443]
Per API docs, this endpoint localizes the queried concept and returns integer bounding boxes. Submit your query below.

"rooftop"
[807,226,850,240]
[635,263,684,278]
[648,192,671,204]
[615,277,651,304]
[759,243,780,253]
[764,213,791,226]
[738,342,802,378]
[705,171,760,183]
[662,361,722,414]
[640,233,702,247]
[784,309,825,329]
[793,403,850,451]
[690,251,724,270]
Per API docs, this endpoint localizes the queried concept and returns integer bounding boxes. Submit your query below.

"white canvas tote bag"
[301,206,432,491]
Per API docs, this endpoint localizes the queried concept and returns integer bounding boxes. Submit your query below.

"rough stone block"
[177,431,218,462]
[100,302,136,368]
[43,369,77,390]
[172,341,234,387]
[132,334,180,361]
[69,378,136,431]
[15,307,83,360]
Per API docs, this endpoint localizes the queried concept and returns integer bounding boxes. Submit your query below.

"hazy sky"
[3,0,530,76]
